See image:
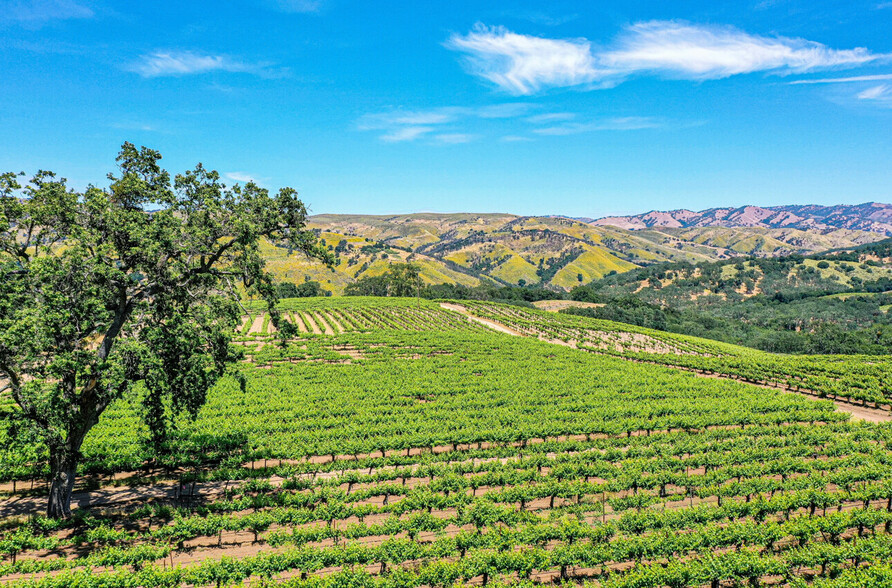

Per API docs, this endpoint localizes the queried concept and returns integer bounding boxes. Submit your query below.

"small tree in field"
[0,143,331,518]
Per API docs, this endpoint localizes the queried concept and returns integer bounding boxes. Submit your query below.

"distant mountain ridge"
[588,202,892,236]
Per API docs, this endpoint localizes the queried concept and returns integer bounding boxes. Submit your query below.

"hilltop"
[261,211,887,293]
[590,202,892,234]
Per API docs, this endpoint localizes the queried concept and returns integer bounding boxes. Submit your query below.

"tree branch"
[97,287,134,361]
[0,362,51,430]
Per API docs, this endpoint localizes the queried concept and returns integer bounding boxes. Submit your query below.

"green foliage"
[277,280,332,298]
[460,300,892,405]
[345,263,423,297]
[2,297,892,586]
[569,250,892,355]
[0,143,330,517]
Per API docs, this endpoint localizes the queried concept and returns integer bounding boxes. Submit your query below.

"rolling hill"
[259,212,889,293]
[565,238,892,354]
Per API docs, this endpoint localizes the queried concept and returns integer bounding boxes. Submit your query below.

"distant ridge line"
[583,202,892,236]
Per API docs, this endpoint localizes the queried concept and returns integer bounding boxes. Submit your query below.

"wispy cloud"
[602,21,883,79]
[532,116,667,135]
[433,133,478,144]
[526,112,576,123]
[379,126,435,143]
[789,73,892,84]
[128,50,285,78]
[446,21,891,94]
[446,24,602,94]
[2,0,93,25]
[224,172,273,187]
[472,103,535,118]
[358,103,674,142]
[358,103,537,143]
[857,84,892,106]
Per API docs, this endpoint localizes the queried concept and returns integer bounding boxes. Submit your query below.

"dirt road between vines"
[439,303,525,337]
[439,303,891,424]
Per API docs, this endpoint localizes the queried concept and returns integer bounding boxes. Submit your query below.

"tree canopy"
[344,263,423,297]
[0,143,330,517]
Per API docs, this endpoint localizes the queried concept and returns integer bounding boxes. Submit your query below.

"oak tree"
[0,143,331,517]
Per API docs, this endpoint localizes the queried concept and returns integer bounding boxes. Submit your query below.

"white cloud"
[602,21,882,79]
[789,73,892,84]
[128,51,283,78]
[358,104,535,129]
[379,126,435,143]
[533,116,665,135]
[472,103,535,118]
[225,172,264,184]
[433,133,477,144]
[387,112,456,125]
[445,24,603,94]
[526,112,575,123]
[857,84,892,105]
[500,135,533,142]
[446,21,890,94]
[358,103,537,143]
[2,0,93,24]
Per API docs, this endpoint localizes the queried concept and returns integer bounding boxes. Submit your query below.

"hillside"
[263,212,886,293]
[566,240,892,354]
[590,202,892,235]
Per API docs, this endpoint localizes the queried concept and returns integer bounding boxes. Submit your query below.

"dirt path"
[532,300,604,312]
[248,313,265,334]
[302,312,323,335]
[439,303,891,424]
[439,303,524,337]
[290,312,308,333]
[313,311,335,335]
[323,311,344,333]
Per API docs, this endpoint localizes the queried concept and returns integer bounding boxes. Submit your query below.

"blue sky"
[1,1,891,217]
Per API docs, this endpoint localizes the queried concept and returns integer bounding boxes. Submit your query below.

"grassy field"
[2,297,892,587]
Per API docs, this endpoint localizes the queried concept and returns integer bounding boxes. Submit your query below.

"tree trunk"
[47,446,79,519]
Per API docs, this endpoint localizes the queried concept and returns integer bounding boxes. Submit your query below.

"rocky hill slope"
[589,202,892,235]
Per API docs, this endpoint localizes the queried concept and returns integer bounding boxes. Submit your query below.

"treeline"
[343,264,563,305]
[276,280,331,298]
[567,288,892,355]
[296,256,892,355]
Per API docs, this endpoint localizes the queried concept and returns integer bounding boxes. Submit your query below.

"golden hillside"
[261,213,888,292]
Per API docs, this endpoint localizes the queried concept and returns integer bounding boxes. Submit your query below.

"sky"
[1,1,891,217]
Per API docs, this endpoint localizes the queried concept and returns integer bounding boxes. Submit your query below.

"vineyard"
[452,302,892,409]
[2,297,892,587]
